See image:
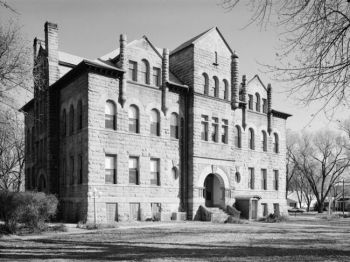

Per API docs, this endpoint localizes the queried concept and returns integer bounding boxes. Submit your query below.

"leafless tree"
[220,0,350,112]
[0,110,25,191]
[286,129,299,198]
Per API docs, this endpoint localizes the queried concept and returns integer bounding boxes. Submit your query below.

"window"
[262,131,267,152]
[248,128,255,150]
[77,100,83,130]
[248,94,253,110]
[69,105,74,135]
[201,115,209,141]
[221,119,228,144]
[70,156,74,185]
[105,101,116,130]
[273,133,279,153]
[214,51,218,65]
[255,93,261,112]
[261,169,267,190]
[129,105,139,133]
[129,157,139,185]
[172,167,178,180]
[153,67,161,87]
[61,109,66,137]
[273,203,280,215]
[150,109,160,136]
[105,155,116,184]
[212,117,219,142]
[235,172,241,183]
[234,125,241,148]
[223,79,229,100]
[140,59,150,84]
[213,76,219,97]
[274,170,279,190]
[170,113,179,139]
[128,60,137,81]
[262,98,267,113]
[262,203,268,217]
[150,159,160,186]
[78,154,83,184]
[203,73,209,95]
[248,167,255,189]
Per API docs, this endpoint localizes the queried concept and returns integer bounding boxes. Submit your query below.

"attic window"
[213,51,219,66]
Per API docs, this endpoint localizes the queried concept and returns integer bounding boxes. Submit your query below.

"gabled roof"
[247,74,267,91]
[100,36,163,61]
[59,51,84,66]
[170,27,234,55]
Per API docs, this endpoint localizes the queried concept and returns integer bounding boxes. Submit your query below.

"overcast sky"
[1,0,346,132]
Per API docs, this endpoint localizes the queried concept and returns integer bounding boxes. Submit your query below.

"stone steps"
[206,207,230,223]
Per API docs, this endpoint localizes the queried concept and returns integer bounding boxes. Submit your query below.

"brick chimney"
[267,83,272,134]
[241,75,247,130]
[231,52,239,109]
[44,22,59,86]
[119,34,127,107]
[161,48,169,115]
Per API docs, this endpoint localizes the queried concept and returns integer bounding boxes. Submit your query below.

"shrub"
[259,213,289,223]
[0,191,58,233]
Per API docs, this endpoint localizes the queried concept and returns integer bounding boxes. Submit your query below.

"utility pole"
[88,188,102,225]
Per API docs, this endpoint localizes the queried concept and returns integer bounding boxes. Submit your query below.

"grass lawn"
[1,215,350,261]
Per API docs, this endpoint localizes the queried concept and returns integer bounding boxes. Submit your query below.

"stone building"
[21,22,291,223]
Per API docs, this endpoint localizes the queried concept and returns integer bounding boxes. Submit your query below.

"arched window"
[140,59,150,84]
[105,100,116,130]
[170,113,179,139]
[234,125,242,148]
[203,73,209,95]
[213,76,219,97]
[128,105,139,133]
[61,109,66,137]
[150,109,160,136]
[255,93,261,112]
[262,130,267,152]
[223,79,229,100]
[248,128,255,150]
[69,105,74,135]
[77,100,83,130]
[273,133,279,153]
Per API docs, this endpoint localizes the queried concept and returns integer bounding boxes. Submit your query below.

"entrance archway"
[204,173,224,208]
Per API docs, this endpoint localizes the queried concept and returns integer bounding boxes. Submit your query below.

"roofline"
[20,98,34,113]
[271,109,292,119]
[142,36,162,58]
[247,74,267,91]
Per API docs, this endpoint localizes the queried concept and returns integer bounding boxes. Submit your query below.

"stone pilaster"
[161,48,169,115]
[267,83,272,134]
[119,34,127,107]
[231,52,239,109]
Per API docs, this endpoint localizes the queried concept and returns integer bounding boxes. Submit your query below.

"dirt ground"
[1,215,350,261]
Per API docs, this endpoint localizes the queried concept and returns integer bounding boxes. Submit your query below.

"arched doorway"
[204,173,224,208]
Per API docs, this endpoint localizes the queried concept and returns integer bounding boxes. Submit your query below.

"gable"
[193,28,233,57]
[246,75,267,99]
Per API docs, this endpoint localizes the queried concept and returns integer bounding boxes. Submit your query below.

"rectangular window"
[248,167,255,189]
[248,94,253,110]
[153,67,161,87]
[130,203,140,221]
[262,203,268,217]
[70,156,74,185]
[273,203,280,215]
[150,158,160,186]
[105,114,115,129]
[201,115,208,141]
[274,170,279,190]
[151,203,161,220]
[106,203,118,222]
[129,157,139,185]
[212,117,219,142]
[105,155,116,184]
[221,119,228,144]
[128,61,137,81]
[262,98,267,113]
[261,169,267,190]
[78,154,83,184]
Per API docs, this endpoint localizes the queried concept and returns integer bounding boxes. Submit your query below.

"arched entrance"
[204,173,225,208]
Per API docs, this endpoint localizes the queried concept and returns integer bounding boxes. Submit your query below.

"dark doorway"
[204,173,224,207]
[251,199,258,219]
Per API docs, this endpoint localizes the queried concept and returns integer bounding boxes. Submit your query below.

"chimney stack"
[267,83,272,134]
[161,48,169,115]
[231,52,239,109]
[119,34,127,107]
[44,22,59,86]
[241,75,247,130]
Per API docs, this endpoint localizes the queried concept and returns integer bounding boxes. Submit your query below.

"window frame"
[150,109,160,136]
[128,60,138,82]
[105,100,116,130]
[150,158,160,186]
[128,105,139,133]
[129,157,139,185]
[248,128,255,150]
[248,167,255,189]
[212,117,219,142]
[140,59,150,85]
[221,119,228,144]
[105,154,117,184]
[261,168,267,190]
[201,115,209,141]
[170,113,179,139]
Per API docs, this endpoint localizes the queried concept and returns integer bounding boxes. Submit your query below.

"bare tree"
[0,110,25,191]
[286,129,299,198]
[221,0,350,112]
[295,131,350,213]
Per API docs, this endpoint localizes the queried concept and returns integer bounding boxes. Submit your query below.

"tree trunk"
[317,201,324,213]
